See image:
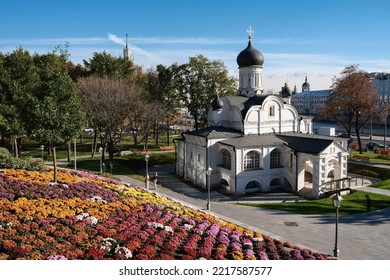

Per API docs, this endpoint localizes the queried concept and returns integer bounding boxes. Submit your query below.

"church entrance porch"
[297,157,314,192]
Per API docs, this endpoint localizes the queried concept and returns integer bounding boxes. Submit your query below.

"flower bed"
[0,168,331,260]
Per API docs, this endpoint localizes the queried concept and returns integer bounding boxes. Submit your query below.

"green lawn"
[348,162,390,180]
[370,179,390,191]
[238,190,390,215]
[351,150,390,165]
[71,152,175,182]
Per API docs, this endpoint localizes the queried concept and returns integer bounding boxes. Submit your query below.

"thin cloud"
[107,33,125,46]
[0,37,107,45]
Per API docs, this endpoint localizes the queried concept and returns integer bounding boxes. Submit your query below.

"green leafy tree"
[0,48,39,157]
[146,64,178,145]
[172,55,237,130]
[84,51,135,80]
[26,53,83,182]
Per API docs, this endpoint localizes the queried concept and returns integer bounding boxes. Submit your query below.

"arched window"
[244,150,260,170]
[245,181,261,191]
[270,149,281,168]
[327,170,334,179]
[270,178,281,187]
[221,149,231,170]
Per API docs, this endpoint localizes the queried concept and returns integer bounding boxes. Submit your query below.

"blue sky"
[1,0,390,91]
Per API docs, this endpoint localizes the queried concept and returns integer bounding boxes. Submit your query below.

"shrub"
[351,143,359,151]
[0,148,11,165]
[4,157,45,171]
[376,149,390,160]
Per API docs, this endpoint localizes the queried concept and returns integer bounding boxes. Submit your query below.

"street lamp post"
[74,138,77,171]
[382,100,389,148]
[40,145,44,161]
[99,147,103,173]
[385,104,388,148]
[206,167,212,210]
[332,193,343,258]
[145,154,150,189]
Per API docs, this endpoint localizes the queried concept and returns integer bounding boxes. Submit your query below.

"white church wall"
[183,135,207,188]
[238,66,263,95]
[176,140,185,177]
[299,118,313,134]
[215,144,236,193]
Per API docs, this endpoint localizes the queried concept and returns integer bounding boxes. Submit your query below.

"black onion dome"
[211,94,223,111]
[281,83,292,98]
[236,40,264,67]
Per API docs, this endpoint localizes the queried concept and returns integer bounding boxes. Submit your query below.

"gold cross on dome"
[246,26,254,39]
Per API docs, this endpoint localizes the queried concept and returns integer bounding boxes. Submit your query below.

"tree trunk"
[91,129,98,158]
[67,142,71,162]
[166,118,170,146]
[13,138,19,159]
[107,141,114,162]
[133,133,139,146]
[154,124,159,147]
[145,134,149,150]
[52,146,57,183]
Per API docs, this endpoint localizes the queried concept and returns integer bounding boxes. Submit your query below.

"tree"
[0,48,39,157]
[318,65,381,153]
[26,53,83,182]
[78,75,139,162]
[83,51,135,80]
[146,64,178,145]
[82,51,144,157]
[172,55,237,130]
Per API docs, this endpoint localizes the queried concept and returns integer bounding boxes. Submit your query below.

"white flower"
[147,222,164,230]
[114,246,132,259]
[99,238,118,252]
[164,226,173,235]
[253,237,264,242]
[76,212,89,220]
[87,216,98,225]
[88,196,107,204]
[76,212,98,225]
[183,224,193,230]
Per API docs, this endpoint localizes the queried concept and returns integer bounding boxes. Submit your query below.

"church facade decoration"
[175,29,349,198]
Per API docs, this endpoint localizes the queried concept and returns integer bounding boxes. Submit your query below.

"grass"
[70,152,175,182]
[238,190,390,215]
[19,133,181,161]
[370,179,390,191]
[351,150,390,165]
[348,162,390,180]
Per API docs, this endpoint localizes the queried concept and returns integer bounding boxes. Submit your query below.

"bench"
[352,155,370,162]
[159,146,175,151]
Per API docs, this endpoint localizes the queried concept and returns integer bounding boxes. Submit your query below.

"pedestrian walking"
[153,172,158,189]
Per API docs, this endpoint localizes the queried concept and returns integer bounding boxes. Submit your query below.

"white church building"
[175,31,349,198]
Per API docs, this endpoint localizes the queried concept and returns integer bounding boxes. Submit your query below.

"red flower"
[85,248,105,260]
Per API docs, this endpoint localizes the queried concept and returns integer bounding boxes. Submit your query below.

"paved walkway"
[115,165,390,260]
